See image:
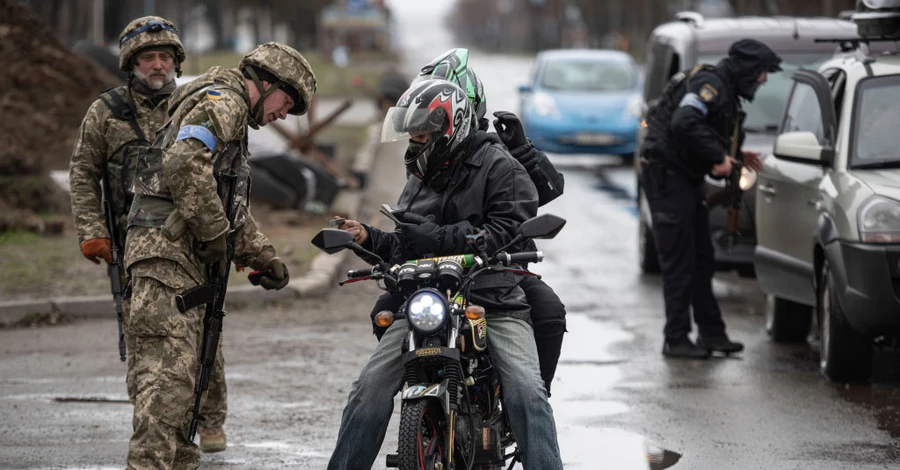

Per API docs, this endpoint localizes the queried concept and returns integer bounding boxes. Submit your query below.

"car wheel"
[765,295,812,342]
[638,191,661,274]
[818,260,872,382]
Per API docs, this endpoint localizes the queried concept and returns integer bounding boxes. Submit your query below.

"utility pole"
[92,0,104,45]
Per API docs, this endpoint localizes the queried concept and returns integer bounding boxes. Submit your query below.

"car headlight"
[622,93,643,120]
[858,196,900,243]
[406,289,448,334]
[739,167,757,191]
[530,91,560,118]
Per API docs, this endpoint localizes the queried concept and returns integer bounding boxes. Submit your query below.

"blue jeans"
[327,314,563,470]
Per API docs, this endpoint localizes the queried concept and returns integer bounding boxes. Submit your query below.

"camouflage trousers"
[123,284,227,430]
[125,259,228,470]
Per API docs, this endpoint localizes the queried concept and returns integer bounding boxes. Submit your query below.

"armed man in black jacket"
[641,39,782,359]
[327,79,563,469]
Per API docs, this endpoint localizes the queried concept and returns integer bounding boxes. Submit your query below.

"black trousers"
[642,164,727,342]
[369,276,567,394]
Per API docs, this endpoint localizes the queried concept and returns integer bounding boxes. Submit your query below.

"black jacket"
[362,131,539,321]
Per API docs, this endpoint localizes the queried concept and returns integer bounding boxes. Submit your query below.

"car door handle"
[808,199,821,208]
[758,184,777,196]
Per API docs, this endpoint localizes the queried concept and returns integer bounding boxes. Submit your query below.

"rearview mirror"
[518,84,533,94]
[311,229,354,254]
[519,214,566,240]
[773,131,832,166]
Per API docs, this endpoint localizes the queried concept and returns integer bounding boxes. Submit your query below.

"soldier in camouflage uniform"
[122,41,316,470]
[68,16,231,455]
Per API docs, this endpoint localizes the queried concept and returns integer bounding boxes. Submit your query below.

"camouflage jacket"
[124,67,275,284]
[69,86,169,247]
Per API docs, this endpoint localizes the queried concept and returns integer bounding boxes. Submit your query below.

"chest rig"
[127,83,252,234]
[99,86,153,239]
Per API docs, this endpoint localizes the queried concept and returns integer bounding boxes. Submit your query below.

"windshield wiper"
[744,125,779,133]
[852,159,900,169]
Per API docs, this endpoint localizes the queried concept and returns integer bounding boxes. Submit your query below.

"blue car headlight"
[530,91,560,118]
[622,93,643,120]
[406,289,448,334]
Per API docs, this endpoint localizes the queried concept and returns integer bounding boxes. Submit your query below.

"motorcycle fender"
[468,317,487,352]
[401,379,450,401]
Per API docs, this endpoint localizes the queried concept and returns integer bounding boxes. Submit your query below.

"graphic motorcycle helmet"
[412,48,487,127]
[382,79,473,185]
[118,16,185,75]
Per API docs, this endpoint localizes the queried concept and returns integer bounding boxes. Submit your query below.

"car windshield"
[851,74,900,168]
[539,58,637,92]
[698,53,830,132]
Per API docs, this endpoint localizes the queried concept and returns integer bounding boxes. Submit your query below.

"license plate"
[573,133,617,145]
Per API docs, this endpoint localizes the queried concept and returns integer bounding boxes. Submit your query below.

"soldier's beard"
[134,69,176,90]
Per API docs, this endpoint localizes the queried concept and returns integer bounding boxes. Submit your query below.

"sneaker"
[697,335,744,354]
[199,427,227,453]
[662,337,710,359]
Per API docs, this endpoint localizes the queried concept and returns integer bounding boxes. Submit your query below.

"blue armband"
[175,125,217,152]
[678,93,708,116]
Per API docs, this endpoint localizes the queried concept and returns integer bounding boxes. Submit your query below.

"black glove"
[492,111,530,151]
[399,212,442,256]
[258,258,289,290]
[195,234,227,264]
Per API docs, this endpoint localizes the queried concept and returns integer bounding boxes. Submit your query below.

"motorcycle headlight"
[406,289,448,334]
[739,166,757,191]
[859,196,900,243]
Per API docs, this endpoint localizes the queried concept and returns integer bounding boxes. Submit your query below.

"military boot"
[662,337,710,359]
[199,426,227,453]
[697,335,744,355]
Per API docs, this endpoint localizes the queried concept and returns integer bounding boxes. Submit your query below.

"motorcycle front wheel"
[398,398,448,470]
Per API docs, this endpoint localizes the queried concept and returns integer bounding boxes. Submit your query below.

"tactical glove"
[493,110,530,149]
[195,234,227,264]
[81,238,112,264]
[257,258,289,290]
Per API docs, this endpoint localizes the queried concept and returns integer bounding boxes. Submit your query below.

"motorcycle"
[311,213,566,470]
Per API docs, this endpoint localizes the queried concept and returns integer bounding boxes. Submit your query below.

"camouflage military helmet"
[118,16,185,72]
[240,42,317,115]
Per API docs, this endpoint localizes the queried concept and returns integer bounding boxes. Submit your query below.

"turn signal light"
[374,310,394,328]
[465,305,485,320]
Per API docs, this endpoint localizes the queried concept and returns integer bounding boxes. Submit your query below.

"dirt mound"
[0,0,119,232]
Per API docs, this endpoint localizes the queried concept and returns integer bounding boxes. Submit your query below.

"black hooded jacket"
[646,39,781,184]
[361,130,539,322]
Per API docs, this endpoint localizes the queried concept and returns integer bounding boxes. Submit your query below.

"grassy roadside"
[181,50,399,98]
[0,122,372,302]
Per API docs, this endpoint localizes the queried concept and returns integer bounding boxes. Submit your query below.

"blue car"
[518,49,642,158]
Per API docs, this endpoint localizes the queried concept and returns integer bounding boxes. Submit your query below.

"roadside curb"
[0,122,382,326]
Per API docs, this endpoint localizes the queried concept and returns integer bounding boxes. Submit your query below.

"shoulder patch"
[699,84,719,103]
[206,89,222,101]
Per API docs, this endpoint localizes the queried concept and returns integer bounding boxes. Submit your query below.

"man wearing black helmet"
[364,48,569,397]
[641,39,782,359]
[329,78,563,469]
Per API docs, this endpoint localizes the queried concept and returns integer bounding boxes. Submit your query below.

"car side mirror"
[773,131,833,167]
[518,84,533,94]
[311,228,355,254]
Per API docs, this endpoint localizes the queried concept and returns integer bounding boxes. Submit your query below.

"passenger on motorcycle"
[365,48,568,397]
[327,79,564,470]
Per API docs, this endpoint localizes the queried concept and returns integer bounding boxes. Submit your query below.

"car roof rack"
[675,11,704,28]
[814,37,900,65]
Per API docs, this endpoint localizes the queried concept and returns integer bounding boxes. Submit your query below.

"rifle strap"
[99,87,148,143]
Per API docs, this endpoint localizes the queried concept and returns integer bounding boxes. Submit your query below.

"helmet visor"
[381,106,449,143]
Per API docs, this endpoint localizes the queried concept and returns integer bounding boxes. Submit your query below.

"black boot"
[697,335,744,354]
[662,337,710,359]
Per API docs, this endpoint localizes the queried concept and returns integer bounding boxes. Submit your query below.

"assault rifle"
[101,175,127,362]
[174,168,239,443]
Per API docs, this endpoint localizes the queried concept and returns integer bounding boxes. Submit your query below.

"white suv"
[755,40,900,382]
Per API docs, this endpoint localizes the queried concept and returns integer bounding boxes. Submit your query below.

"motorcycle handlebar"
[347,268,374,279]
[492,251,543,266]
